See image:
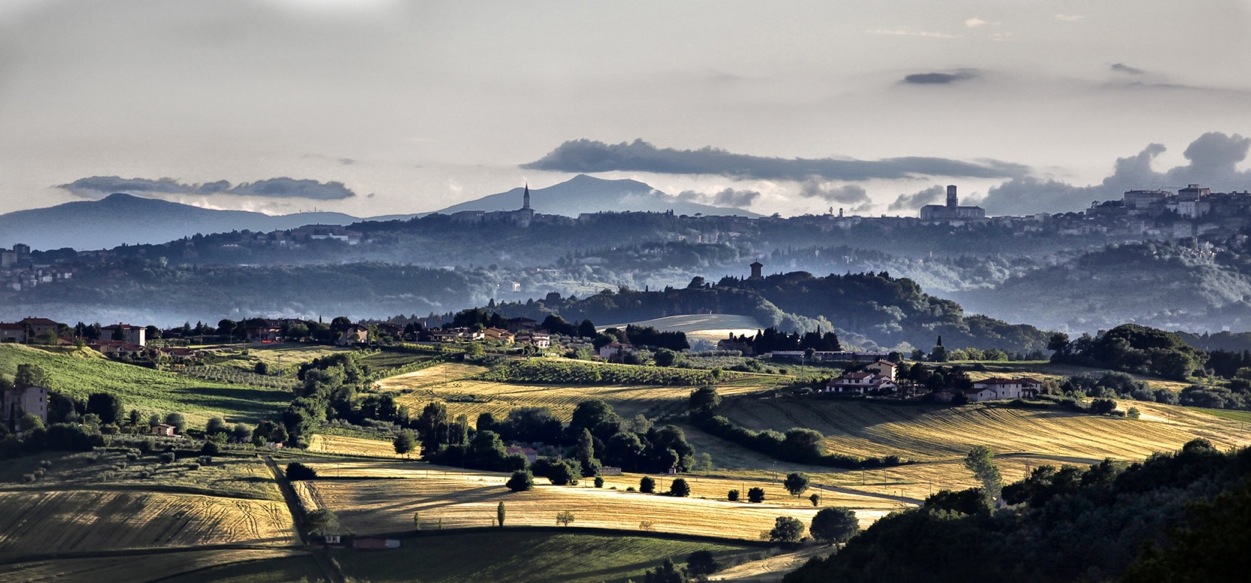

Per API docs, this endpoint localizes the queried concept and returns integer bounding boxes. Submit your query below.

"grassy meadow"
[0,344,289,424]
[0,549,314,583]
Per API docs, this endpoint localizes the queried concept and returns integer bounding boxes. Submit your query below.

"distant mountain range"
[0,194,362,251]
[433,174,761,218]
[0,175,756,250]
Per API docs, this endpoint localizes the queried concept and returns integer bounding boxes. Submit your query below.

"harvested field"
[302,464,844,540]
[0,549,309,583]
[307,434,410,459]
[0,489,298,558]
[717,398,1251,463]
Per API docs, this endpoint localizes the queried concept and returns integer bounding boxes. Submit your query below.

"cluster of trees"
[722,328,841,354]
[688,388,905,469]
[478,359,723,386]
[1048,324,1207,380]
[596,324,689,352]
[416,399,699,478]
[785,439,1251,582]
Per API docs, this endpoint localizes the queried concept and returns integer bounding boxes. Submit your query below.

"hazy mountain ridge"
[434,174,761,218]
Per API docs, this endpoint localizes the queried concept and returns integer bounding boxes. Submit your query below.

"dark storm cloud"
[888,185,945,211]
[59,176,357,200]
[677,187,761,208]
[523,139,1026,181]
[902,69,981,84]
[1110,62,1145,75]
[798,180,873,212]
[979,132,1251,215]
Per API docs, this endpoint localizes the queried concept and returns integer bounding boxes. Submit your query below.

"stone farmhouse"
[964,377,1043,402]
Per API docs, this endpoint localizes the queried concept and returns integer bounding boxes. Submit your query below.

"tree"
[728,489,740,502]
[577,319,597,338]
[19,413,44,433]
[640,476,656,494]
[230,423,252,443]
[687,387,721,419]
[747,487,766,503]
[784,472,811,497]
[497,501,506,528]
[963,445,1003,510]
[686,550,719,579]
[285,462,318,481]
[644,558,689,583]
[393,429,417,456]
[1089,398,1117,415]
[655,348,679,367]
[305,509,339,536]
[205,416,228,437]
[810,507,859,544]
[506,470,534,492]
[669,478,691,497]
[809,493,821,507]
[85,393,124,425]
[14,364,49,388]
[127,409,141,426]
[768,516,805,543]
[547,459,580,486]
[556,510,575,527]
[163,412,187,433]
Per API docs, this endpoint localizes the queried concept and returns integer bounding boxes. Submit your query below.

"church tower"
[946,185,957,209]
[523,184,531,211]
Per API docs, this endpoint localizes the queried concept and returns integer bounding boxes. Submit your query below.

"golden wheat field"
[718,398,1251,463]
[307,433,411,458]
[0,489,299,558]
[299,462,886,539]
[0,548,308,583]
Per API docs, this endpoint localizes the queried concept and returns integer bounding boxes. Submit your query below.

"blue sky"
[1,0,1249,217]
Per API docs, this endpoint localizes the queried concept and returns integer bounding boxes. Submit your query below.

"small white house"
[965,377,1042,402]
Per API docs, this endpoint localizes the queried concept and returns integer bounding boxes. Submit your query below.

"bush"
[506,470,535,492]
[640,476,656,494]
[810,507,860,544]
[286,462,318,480]
[748,487,766,503]
[159,452,175,464]
[728,489,740,502]
[200,441,220,456]
[768,516,805,543]
[594,476,604,488]
[669,478,691,497]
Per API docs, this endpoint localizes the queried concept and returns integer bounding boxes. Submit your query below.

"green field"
[0,344,290,424]
[335,531,760,583]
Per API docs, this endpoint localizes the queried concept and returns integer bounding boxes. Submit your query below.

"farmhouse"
[482,327,514,343]
[598,341,631,361]
[827,371,898,395]
[151,424,177,437]
[506,445,539,464]
[965,377,1043,402]
[864,359,899,381]
[1,384,48,430]
[0,322,25,343]
[515,331,551,349]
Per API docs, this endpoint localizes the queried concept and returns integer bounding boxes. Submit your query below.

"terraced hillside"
[0,344,289,424]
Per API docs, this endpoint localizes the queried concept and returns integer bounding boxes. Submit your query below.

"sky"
[1,0,1250,218]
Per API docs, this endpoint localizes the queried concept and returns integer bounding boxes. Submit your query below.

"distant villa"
[920,185,986,222]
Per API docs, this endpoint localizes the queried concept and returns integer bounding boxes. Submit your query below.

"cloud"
[964,17,989,28]
[677,187,761,208]
[1110,62,1145,75]
[1054,14,1084,21]
[978,132,1251,215]
[866,28,961,39]
[523,139,1027,182]
[797,180,873,212]
[338,158,357,165]
[903,69,981,85]
[58,176,357,200]
[888,185,946,211]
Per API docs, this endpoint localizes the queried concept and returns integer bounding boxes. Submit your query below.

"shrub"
[506,470,534,492]
[159,452,175,464]
[286,462,318,480]
[594,476,604,488]
[669,478,691,497]
[728,489,740,502]
[748,487,766,503]
[640,476,656,494]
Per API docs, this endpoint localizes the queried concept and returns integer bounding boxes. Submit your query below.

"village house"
[964,377,1043,402]
[864,359,899,381]
[2,384,48,430]
[506,445,539,464]
[151,423,177,437]
[826,371,898,395]
[505,317,538,333]
[482,327,514,344]
[598,341,631,362]
[515,331,550,349]
[245,320,283,343]
[0,322,25,343]
[101,323,146,346]
[336,325,370,346]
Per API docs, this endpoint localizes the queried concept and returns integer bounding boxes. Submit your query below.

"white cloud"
[1055,14,1085,22]
[965,17,989,28]
[866,28,961,40]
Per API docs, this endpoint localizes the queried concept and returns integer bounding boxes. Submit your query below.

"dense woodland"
[785,440,1251,583]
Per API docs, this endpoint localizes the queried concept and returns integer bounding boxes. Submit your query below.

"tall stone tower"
[523,184,531,211]
[749,260,763,280]
[946,185,957,209]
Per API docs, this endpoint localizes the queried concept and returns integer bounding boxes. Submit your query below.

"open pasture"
[718,397,1251,464]
[0,549,310,583]
[0,344,289,425]
[0,452,284,501]
[374,362,489,391]
[301,463,843,540]
[334,530,762,583]
[959,361,1193,392]
[0,489,298,559]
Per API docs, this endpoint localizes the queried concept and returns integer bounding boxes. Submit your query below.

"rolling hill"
[434,174,760,218]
